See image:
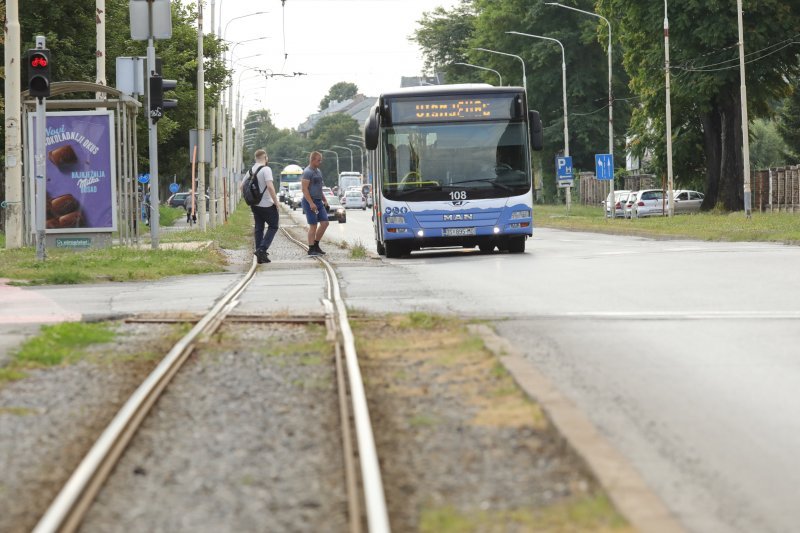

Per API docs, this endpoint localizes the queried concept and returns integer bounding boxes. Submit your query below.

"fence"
[752,166,800,213]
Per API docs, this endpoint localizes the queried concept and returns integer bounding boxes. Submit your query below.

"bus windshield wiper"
[393,183,442,197]
[447,179,512,191]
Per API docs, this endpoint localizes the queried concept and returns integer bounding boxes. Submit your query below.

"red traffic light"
[30,53,48,69]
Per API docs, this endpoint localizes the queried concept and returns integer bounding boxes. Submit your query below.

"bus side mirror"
[529,110,543,151]
[364,107,380,150]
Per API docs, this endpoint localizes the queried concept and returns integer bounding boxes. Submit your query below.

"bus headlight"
[510,210,531,219]
[417,230,424,237]
[386,215,405,224]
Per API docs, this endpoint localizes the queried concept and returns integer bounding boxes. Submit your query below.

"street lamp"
[332,145,354,171]
[454,62,503,86]
[319,149,340,178]
[473,48,526,93]
[348,143,365,174]
[507,31,571,211]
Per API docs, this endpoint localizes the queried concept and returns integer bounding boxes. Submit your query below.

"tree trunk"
[702,89,744,211]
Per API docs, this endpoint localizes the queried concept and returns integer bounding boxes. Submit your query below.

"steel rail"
[281,228,391,533]
[33,259,260,533]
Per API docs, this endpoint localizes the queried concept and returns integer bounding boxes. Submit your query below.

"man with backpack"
[242,149,279,264]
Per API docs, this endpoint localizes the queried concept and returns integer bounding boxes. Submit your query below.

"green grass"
[420,493,629,533]
[0,245,226,285]
[13,322,116,366]
[160,201,253,249]
[0,232,6,248]
[535,204,800,243]
[350,239,368,259]
[158,205,185,227]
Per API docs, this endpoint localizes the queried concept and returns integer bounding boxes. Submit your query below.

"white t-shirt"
[245,163,275,207]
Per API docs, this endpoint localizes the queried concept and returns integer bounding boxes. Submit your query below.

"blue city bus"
[364,84,543,258]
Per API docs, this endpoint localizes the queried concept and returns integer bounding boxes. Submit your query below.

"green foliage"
[412,1,477,73]
[308,114,361,181]
[14,322,116,366]
[778,83,800,160]
[750,119,793,169]
[318,81,359,111]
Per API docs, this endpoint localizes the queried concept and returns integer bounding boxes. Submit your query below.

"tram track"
[33,229,389,533]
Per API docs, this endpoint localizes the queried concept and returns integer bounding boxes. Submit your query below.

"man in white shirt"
[243,149,279,264]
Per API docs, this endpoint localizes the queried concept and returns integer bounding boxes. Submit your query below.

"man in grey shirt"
[301,151,330,256]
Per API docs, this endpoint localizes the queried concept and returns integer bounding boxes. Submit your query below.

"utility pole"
[737,0,752,218]
[197,0,207,230]
[96,0,106,100]
[4,0,23,248]
[664,1,675,217]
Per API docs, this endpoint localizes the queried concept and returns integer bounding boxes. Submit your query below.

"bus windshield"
[381,121,530,202]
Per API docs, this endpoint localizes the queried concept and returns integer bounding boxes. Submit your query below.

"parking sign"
[556,155,573,188]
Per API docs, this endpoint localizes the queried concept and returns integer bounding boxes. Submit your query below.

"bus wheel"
[385,241,406,258]
[507,236,526,253]
[376,240,386,256]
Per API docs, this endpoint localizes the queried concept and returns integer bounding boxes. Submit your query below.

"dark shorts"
[301,198,329,225]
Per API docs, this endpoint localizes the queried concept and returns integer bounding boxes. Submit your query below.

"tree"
[411,1,476,73]
[778,83,800,160]
[751,119,793,169]
[307,113,361,182]
[600,0,800,211]
[318,82,358,111]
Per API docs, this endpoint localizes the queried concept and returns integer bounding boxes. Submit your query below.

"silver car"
[632,189,667,218]
[673,190,705,214]
[605,190,631,218]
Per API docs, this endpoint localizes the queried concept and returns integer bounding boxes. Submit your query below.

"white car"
[673,190,705,214]
[605,190,631,218]
[632,189,668,218]
[342,190,367,210]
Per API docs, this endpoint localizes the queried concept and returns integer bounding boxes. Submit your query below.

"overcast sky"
[190,0,459,130]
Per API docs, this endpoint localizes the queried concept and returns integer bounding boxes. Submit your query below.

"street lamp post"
[348,144,365,174]
[664,1,675,217]
[454,62,503,86]
[507,31,571,212]
[545,2,614,216]
[320,149,340,179]
[473,48,526,93]
[736,0,752,218]
[332,145,354,171]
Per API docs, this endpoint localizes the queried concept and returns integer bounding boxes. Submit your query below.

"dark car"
[167,192,191,208]
[326,194,346,223]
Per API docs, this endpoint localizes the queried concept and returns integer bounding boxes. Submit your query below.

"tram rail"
[33,228,390,533]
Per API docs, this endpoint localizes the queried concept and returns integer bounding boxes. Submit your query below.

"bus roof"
[378,83,524,99]
[281,164,304,175]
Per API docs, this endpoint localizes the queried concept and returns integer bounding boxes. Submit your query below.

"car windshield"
[327,196,342,206]
[381,121,530,201]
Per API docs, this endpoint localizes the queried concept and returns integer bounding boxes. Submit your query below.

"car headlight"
[386,215,405,224]
[510,210,531,219]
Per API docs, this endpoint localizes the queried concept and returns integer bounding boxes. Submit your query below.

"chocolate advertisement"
[28,111,117,233]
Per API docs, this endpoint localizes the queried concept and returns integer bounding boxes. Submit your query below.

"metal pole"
[3,0,23,248]
[209,106,217,227]
[664,1,675,217]
[321,149,340,179]
[348,144,365,174]
[333,145,354,171]
[454,62,503,86]
[147,5,161,247]
[34,37,47,261]
[737,0,752,218]
[197,0,207,230]
[474,48,525,94]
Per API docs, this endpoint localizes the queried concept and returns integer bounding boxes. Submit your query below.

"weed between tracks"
[353,312,630,532]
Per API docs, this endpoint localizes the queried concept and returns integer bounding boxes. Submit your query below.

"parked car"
[289,189,304,210]
[168,192,190,208]
[632,189,668,218]
[326,194,347,223]
[342,190,367,210]
[673,190,705,214]
[623,191,638,219]
[604,190,631,218]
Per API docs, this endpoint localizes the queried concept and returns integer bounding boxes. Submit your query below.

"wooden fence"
[752,166,800,213]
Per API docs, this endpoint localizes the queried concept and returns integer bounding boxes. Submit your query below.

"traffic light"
[27,48,51,99]
[149,74,178,123]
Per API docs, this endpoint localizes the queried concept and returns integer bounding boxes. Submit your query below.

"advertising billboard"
[28,110,117,233]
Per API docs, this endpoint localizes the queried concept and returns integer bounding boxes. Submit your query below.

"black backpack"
[243,165,267,206]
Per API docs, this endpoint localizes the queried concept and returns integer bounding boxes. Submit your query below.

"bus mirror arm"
[529,110,544,151]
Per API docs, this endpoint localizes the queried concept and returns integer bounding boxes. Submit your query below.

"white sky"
[194,0,459,130]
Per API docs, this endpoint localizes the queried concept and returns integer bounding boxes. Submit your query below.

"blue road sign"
[556,156,573,179]
[595,154,614,180]
[137,173,150,184]
[169,182,180,194]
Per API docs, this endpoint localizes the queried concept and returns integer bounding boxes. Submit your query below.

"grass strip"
[14,322,116,366]
[160,201,253,249]
[535,204,800,243]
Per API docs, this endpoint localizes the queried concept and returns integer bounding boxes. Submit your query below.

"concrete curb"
[470,323,686,533]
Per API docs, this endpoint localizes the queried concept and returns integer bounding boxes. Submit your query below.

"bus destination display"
[390,94,515,123]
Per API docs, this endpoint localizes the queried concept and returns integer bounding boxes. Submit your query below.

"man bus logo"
[443,214,473,221]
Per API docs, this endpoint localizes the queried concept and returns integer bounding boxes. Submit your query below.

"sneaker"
[255,250,271,264]
[307,247,322,256]
[313,243,326,255]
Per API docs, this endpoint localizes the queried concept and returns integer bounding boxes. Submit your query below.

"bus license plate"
[444,227,476,237]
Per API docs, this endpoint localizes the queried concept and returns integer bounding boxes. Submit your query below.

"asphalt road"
[333,208,800,533]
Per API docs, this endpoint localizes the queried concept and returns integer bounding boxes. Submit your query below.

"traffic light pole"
[146,10,160,248]
[34,38,47,261]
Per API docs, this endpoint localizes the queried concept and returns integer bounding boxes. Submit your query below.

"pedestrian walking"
[243,149,279,264]
[301,151,330,256]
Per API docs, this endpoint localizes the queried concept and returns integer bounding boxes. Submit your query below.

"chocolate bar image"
[51,194,79,216]
[48,144,78,169]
